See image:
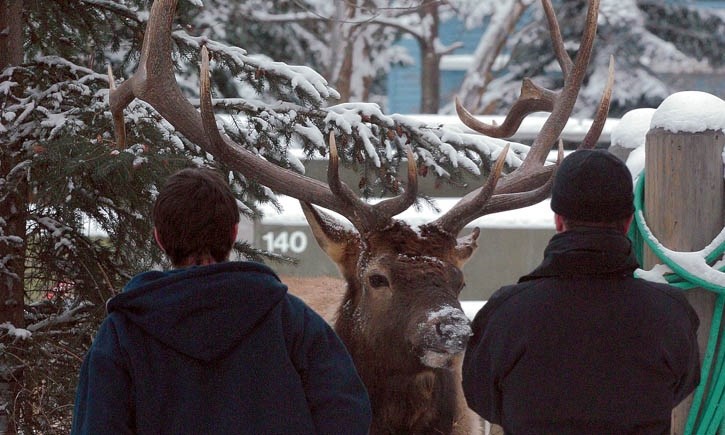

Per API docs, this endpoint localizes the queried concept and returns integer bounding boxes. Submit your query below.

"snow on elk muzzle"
[417,305,472,368]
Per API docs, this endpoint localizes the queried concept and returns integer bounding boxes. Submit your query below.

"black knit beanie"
[550,149,635,222]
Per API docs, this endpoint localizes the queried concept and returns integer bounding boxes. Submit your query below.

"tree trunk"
[0,156,26,329]
[418,3,441,113]
[335,39,355,103]
[1,1,26,433]
[330,2,352,102]
[419,42,441,113]
[0,0,26,324]
[0,0,22,67]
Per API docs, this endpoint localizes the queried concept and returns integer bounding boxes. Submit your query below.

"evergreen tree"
[1,1,213,431]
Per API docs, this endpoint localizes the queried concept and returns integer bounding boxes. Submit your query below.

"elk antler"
[435,0,614,236]
[454,79,558,139]
[108,0,417,234]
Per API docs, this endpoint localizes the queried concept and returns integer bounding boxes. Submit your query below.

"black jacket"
[462,228,700,435]
[72,261,371,434]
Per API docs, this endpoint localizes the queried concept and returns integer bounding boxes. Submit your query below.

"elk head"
[108,0,612,431]
[297,134,509,373]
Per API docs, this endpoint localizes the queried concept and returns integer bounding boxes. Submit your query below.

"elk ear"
[453,227,480,267]
[300,202,360,265]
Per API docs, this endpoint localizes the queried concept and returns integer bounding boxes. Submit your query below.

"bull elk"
[108,0,613,433]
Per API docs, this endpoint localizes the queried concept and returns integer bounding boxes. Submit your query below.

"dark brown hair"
[153,167,240,266]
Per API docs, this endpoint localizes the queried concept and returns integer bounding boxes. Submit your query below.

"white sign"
[261,230,308,254]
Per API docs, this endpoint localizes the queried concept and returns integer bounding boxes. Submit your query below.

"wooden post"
[643,128,725,435]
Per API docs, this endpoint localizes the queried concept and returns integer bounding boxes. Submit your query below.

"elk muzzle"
[416,305,472,369]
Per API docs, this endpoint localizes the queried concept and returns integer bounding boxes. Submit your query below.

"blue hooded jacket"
[72,261,371,434]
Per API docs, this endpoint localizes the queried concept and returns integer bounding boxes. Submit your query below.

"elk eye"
[368,274,390,289]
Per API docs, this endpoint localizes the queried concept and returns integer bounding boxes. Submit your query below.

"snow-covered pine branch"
[25,302,94,333]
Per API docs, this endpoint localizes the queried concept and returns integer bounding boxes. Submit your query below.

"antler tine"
[476,168,555,216]
[325,133,381,232]
[454,79,557,138]
[477,139,563,216]
[580,55,614,150]
[371,143,419,221]
[432,144,510,235]
[322,133,420,232]
[542,0,573,76]
[199,46,225,159]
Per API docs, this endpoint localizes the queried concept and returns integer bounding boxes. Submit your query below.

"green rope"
[690,296,725,435]
[629,172,725,435]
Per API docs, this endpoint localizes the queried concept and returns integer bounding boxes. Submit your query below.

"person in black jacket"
[462,149,700,435]
[71,167,371,434]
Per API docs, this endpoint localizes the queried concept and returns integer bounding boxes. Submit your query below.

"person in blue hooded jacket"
[71,167,372,435]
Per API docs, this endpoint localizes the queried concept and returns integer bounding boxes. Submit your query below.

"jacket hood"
[107,261,287,362]
[520,228,639,282]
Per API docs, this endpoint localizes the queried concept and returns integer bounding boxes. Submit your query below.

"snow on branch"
[243,11,327,24]
[0,322,32,341]
[26,302,95,333]
[0,254,21,282]
[172,33,339,104]
[79,0,145,22]
[2,56,110,146]
[35,216,75,253]
[5,160,31,183]
[207,91,524,186]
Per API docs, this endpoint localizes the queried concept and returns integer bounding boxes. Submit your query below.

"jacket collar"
[520,228,639,282]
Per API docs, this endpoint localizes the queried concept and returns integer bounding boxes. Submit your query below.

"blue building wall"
[387,18,485,114]
[387,37,421,114]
